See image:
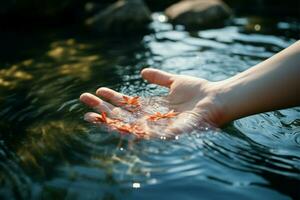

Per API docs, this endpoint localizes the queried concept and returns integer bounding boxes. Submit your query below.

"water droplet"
[158,15,167,23]
[254,24,261,31]
[160,136,167,140]
[132,182,141,188]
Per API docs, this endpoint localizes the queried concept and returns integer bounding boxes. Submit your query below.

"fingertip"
[80,93,101,107]
[80,92,91,102]
[95,87,104,95]
[96,87,112,98]
[141,68,173,87]
[84,112,100,123]
[141,68,159,81]
[141,68,151,77]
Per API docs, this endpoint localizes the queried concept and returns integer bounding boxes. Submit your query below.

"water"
[0,13,300,199]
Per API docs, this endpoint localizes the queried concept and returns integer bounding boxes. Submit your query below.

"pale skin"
[80,40,300,135]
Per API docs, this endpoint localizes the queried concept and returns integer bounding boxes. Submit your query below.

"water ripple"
[0,13,299,200]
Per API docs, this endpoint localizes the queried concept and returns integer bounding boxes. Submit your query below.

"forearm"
[218,40,300,124]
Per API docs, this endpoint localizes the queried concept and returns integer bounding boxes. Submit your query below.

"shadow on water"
[0,14,300,199]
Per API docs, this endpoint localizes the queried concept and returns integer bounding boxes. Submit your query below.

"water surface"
[0,14,300,199]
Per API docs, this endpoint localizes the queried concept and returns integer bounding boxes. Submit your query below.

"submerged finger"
[80,93,114,114]
[96,87,131,107]
[84,112,103,123]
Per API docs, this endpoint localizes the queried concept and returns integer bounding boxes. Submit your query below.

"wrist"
[209,79,238,126]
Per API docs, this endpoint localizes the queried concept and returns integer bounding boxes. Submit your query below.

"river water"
[0,13,299,199]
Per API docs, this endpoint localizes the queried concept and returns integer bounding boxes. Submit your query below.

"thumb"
[141,68,174,88]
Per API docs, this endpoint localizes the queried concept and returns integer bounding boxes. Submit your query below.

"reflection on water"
[0,14,299,199]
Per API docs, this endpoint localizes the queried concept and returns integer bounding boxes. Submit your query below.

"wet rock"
[86,0,151,34]
[165,0,232,29]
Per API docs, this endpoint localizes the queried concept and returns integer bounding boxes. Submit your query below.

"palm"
[80,68,222,138]
[168,75,209,111]
[165,75,221,133]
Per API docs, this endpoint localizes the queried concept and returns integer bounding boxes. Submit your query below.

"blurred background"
[0,0,299,60]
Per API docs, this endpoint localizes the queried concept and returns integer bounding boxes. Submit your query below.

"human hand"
[80,68,225,138]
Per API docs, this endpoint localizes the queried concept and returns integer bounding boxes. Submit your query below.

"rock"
[165,0,232,29]
[86,0,151,34]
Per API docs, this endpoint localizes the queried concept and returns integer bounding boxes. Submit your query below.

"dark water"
[0,14,300,199]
